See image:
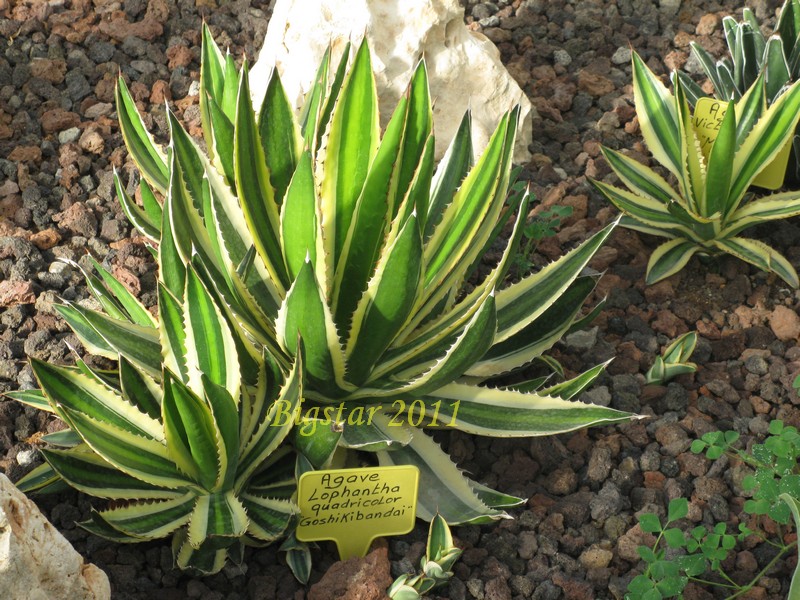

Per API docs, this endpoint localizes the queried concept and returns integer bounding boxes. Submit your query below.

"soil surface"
[1,0,799,599]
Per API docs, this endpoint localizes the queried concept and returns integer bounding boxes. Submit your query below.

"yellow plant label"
[296,465,420,560]
[693,97,790,190]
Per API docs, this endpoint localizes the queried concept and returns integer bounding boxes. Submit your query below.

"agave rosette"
[102,26,630,524]
[592,52,800,286]
[10,219,303,574]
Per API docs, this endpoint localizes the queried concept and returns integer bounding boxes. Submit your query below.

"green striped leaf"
[713,236,799,287]
[234,61,287,288]
[89,257,156,328]
[114,169,160,241]
[115,77,168,194]
[646,238,702,284]
[173,528,231,573]
[187,490,248,547]
[722,191,800,236]
[345,214,423,386]
[31,358,163,440]
[704,100,735,216]
[200,22,226,161]
[258,69,301,203]
[421,383,632,437]
[241,493,296,541]
[157,283,188,382]
[162,372,221,491]
[184,266,240,399]
[54,304,116,360]
[59,409,190,489]
[275,258,350,396]
[5,388,51,412]
[97,493,195,539]
[765,35,791,102]
[203,376,240,490]
[13,460,63,494]
[119,357,161,420]
[494,220,616,344]
[632,52,681,178]
[599,147,682,205]
[320,40,380,266]
[280,151,318,281]
[375,422,508,524]
[427,111,473,239]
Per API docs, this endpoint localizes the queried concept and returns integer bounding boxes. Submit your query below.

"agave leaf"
[729,79,800,209]
[345,214,423,386]
[293,418,342,468]
[115,77,168,194]
[173,528,231,573]
[764,35,791,102]
[97,493,196,540]
[58,409,191,489]
[119,357,162,420]
[599,147,683,205]
[200,23,226,158]
[539,361,611,400]
[321,40,381,267]
[722,190,800,237]
[114,169,160,241]
[778,493,800,600]
[54,304,117,359]
[298,46,330,151]
[713,236,799,287]
[187,490,248,548]
[157,283,188,381]
[689,42,727,99]
[241,493,296,541]
[5,388,52,412]
[234,61,287,288]
[236,354,302,487]
[13,460,64,494]
[427,110,473,239]
[631,52,682,178]
[420,383,631,437]
[704,100,736,217]
[645,238,701,284]
[88,257,156,328]
[280,151,318,281]
[31,358,163,440]
[375,423,508,524]
[258,69,302,203]
[494,220,616,344]
[162,371,221,490]
[675,77,707,215]
[40,428,82,448]
[184,266,240,399]
[203,376,240,490]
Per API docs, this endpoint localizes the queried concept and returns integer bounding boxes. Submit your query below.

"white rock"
[250,0,533,163]
[0,473,110,600]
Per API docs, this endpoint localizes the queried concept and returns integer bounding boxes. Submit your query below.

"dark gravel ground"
[3,0,800,598]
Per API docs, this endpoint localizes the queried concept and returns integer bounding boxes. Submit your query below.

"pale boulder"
[250,0,533,163]
[0,473,110,600]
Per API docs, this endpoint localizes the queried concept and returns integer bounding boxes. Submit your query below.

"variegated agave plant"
[10,245,303,574]
[592,52,800,286]
[107,27,629,525]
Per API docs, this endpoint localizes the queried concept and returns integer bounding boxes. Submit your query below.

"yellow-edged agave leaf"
[115,77,168,194]
[95,493,196,540]
[345,213,423,386]
[4,389,52,413]
[42,447,182,500]
[729,78,800,208]
[162,372,223,491]
[87,258,156,328]
[275,258,350,396]
[675,79,707,215]
[57,409,191,489]
[340,411,413,451]
[234,61,287,289]
[376,422,509,524]
[258,69,301,203]
[721,191,800,235]
[599,147,683,206]
[200,23,226,146]
[54,303,118,360]
[157,283,188,381]
[184,266,240,399]
[646,238,702,284]
[31,358,163,440]
[423,383,631,437]
[281,151,318,281]
[173,529,230,573]
[713,236,800,287]
[494,220,616,344]
[704,99,736,216]
[114,169,160,242]
[732,72,766,147]
[13,460,64,494]
[202,376,240,490]
[467,276,597,378]
[187,490,249,548]
[632,51,682,179]
[236,354,302,487]
[119,357,161,420]
[321,40,381,266]
[240,493,296,541]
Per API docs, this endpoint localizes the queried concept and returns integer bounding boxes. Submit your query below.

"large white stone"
[0,473,110,600]
[250,0,533,163]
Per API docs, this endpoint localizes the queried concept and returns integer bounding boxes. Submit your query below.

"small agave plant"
[107,25,631,526]
[593,52,800,286]
[10,243,303,574]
